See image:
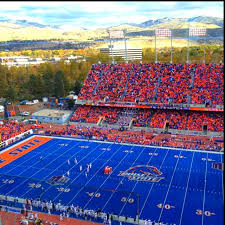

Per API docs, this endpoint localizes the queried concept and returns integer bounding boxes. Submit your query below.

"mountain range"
[0,16,223,44]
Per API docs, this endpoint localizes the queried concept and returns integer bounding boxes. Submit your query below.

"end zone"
[0,136,52,168]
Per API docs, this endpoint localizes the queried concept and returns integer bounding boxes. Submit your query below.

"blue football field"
[0,135,223,225]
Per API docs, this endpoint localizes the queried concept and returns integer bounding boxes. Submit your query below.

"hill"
[0,16,223,49]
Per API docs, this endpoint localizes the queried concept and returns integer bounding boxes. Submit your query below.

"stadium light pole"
[170,30,173,64]
[110,39,114,64]
[123,29,128,64]
[107,29,114,64]
[155,30,157,63]
[187,27,190,64]
[203,31,207,64]
[111,40,114,64]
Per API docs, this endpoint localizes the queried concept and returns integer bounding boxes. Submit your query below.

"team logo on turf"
[118,165,164,182]
[46,175,70,185]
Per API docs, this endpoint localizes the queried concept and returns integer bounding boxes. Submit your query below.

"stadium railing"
[76,99,224,111]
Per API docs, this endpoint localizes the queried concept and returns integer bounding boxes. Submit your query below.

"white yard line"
[139,148,170,217]
[157,150,183,221]
[51,142,107,202]
[5,139,78,195]
[178,151,195,225]
[67,144,126,206]
[101,146,147,212]
[118,147,158,216]
[20,140,88,198]
[0,139,61,189]
[220,154,224,202]
[201,152,208,225]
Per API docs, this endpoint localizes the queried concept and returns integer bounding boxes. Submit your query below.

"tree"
[54,70,65,98]
[5,85,17,101]
[27,74,37,98]
[43,69,55,97]
[0,65,8,98]
[35,74,45,99]
[73,80,82,95]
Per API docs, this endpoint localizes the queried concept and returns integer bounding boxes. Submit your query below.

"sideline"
[37,134,224,155]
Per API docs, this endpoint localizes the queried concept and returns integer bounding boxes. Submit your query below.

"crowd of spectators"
[43,124,223,151]
[70,106,223,132]
[78,63,223,105]
[132,109,152,127]
[45,125,154,145]
[0,120,28,142]
[70,106,122,124]
[78,64,102,100]
[187,111,224,132]
[190,64,224,105]
[123,64,159,102]
[150,110,187,130]
[91,64,129,101]
[155,64,193,104]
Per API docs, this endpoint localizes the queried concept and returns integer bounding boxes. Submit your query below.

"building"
[0,55,86,67]
[31,109,72,124]
[0,56,45,67]
[100,46,142,61]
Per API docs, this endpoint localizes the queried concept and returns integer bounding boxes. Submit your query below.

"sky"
[0,1,223,29]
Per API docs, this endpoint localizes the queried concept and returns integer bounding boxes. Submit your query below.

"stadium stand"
[186,111,224,132]
[78,63,223,105]
[70,106,223,132]
[0,63,223,153]
[190,64,224,105]
[0,120,29,142]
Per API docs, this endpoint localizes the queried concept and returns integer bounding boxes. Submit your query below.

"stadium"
[0,13,224,225]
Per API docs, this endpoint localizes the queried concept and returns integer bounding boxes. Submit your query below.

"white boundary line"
[36,135,224,155]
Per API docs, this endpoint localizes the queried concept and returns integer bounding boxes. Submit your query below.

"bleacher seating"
[155,64,192,104]
[0,120,28,142]
[70,106,123,124]
[150,110,187,130]
[70,106,223,132]
[187,111,224,132]
[190,64,224,105]
[78,63,223,105]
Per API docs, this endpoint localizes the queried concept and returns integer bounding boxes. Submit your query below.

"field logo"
[118,165,164,182]
[46,175,70,185]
